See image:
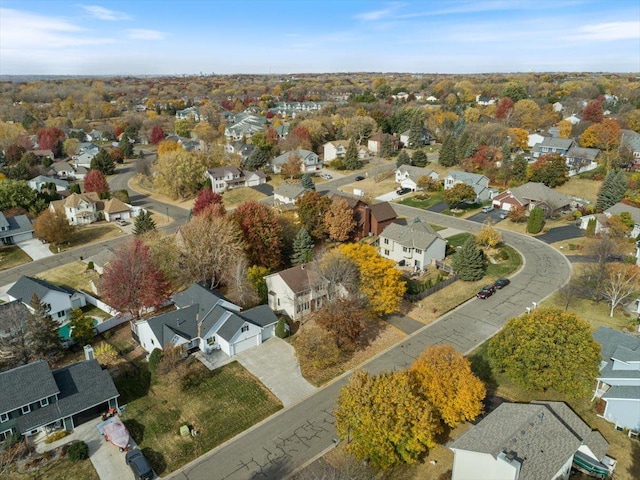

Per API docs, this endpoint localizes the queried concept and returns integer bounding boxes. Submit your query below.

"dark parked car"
[396,187,412,195]
[477,285,496,299]
[354,175,365,181]
[126,449,153,480]
[493,278,510,289]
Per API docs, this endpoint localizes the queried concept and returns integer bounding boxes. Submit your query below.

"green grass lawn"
[118,360,282,475]
[446,232,473,248]
[0,245,32,271]
[486,245,521,278]
[397,191,443,210]
[53,223,124,253]
[37,261,100,294]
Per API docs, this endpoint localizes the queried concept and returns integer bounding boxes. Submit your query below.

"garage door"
[233,335,259,355]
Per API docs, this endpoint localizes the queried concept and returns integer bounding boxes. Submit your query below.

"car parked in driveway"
[396,187,412,195]
[320,173,332,180]
[354,175,365,181]
[477,285,496,299]
[481,205,494,213]
[116,220,128,226]
[493,278,510,289]
[126,449,153,480]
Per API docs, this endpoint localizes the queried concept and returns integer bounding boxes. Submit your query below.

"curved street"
[166,203,572,480]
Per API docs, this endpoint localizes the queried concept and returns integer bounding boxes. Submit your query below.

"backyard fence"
[405,275,458,302]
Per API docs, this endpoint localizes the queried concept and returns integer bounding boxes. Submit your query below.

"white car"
[320,173,332,180]
[116,220,128,226]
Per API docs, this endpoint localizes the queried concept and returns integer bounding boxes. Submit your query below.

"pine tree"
[343,138,361,170]
[291,227,314,265]
[527,206,545,234]
[301,173,315,191]
[412,149,428,167]
[133,210,157,235]
[408,116,423,147]
[512,154,528,182]
[381,135,395,158]
[27,294,62,361]
[90,149,116,175]
[119,135,134,158]
[452,236,486,281]
[596,170,628,212]
[439,133,458,167]
[396,150,411,167]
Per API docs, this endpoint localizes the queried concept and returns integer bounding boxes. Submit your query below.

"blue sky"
[1,0,639,75]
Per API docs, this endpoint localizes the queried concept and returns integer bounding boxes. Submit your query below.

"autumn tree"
[601,264,639,317]
[0,301,32,366]
[90,149,116,175]
[37,126,65,156]
[246,265,270,304]
[281,153,302,179]
[33,209,73,245]
[443,183,476,207]
[291,227,314,265]
[69,308,95,345]
[582,99,604,123]
[495,97,514,121]
[596,170,627,212]
[507,127,528,150]
[316,249,361,301]
[233,200,283,270]
[296,191,331,240]
[63,138,80,157]
[343,138,361,170]
[476,222,502,248]
[579,118,621,151]
[149,125,164,144]
[557,119,573,138]
[154,149,206,199]
[410,344,486,427]
[101,238,171,319]
[192,188,223,216]
[335,370,441,469]
[344,116,377,144]
[179,213,246,287]
[324,197,356,242]
[315,298,365,348]
[488,308,601,397]
[133,210,156,235]
[83,169,110,198]
[157,139,182,155]
[339,243,405,316]
[528,153,567,187]
[452,236,485,281]
[27,294,62,361]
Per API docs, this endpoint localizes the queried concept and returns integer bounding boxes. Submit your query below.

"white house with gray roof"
[378,219,446,270]
[132,283,277,358]
[450,401,611,480]
[395,165,439,191]
[28,175,69,193]
[273,183,308,206]
[592,327,640,432]
[444,171,492,202]
[271,149,322,174]
[579,202,640,238]
[530,137,574,159]
[0,212,34,245]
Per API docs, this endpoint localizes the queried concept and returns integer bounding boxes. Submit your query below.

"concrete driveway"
[375,191,400,202]
[235,337,316,407]
[17,238,55,260]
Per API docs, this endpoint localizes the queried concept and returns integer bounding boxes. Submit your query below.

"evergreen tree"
[119,135,134,158]
[596,170,628,212]
[439,133,458,167]
[291,227,314,265]
[452,236,486,281]
[90,149,116,175]
[396,150,411,167]
[527,206,545,234]
[27,294,61,361]
[408,116,423,147]
[343,138,361,170]
[412,149,428,167]
[457,131,472,161]
[586,217,597,236]
[512,154,529,183]
[301,173,315,191]
[69,183,81,194]
[245,147,268,170]
[69,308,95,345]
[133,210,157,235]
[501,143,512,163]
[381,135,395,158]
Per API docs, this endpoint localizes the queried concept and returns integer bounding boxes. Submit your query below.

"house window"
[241,325,249,333]
[21,405,31,415]
[415,249,422,254]
[383,238,389,245]
[277,298,280,307]
[207,337,216,346]
[40,398,49,408]
[384,249,390,256]
[0,413,8,423]
[151,339,155,345]
[403,247,409,252]
[57,311,65,319]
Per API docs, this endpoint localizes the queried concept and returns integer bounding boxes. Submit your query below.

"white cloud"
[127,29,166,40]
[355,2,406,21]
[567,21,640,41]
[79,5,131,21]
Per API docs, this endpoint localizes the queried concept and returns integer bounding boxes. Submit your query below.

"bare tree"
[226,257,259,307]
[556,280,582,311]
[601,264,639,317]
[581,234,617,301]
[0,301,32,367]
[315,250,361,301]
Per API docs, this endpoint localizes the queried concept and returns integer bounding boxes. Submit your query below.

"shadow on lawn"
[114,363,151,404]
[142,447,167,475]
[123,419,145,444]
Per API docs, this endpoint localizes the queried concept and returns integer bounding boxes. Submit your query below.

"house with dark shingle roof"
[395,165,439,191]
[132,283,277,358]
[271,149,322,174]
[492,182,572,218]
[531,137,575,159]
[378,219,446,270]
[444,170,492,202]
[0,360,119,440]
[592,327,640,431]
[450,401,611,480]
[273,182,307,206]
[0,212,34,245]
[264,264,330,321]
[7,275,86,323]
[579,202,640,238]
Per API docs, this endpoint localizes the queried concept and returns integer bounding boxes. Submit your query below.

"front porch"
[194,349,234,371]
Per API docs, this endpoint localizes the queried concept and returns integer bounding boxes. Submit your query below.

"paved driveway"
[375,191,400,202]
[17,238,55,260]
[536,224,583,244]
[235,337,316,407]
[427,201,448,213]
[251,184,274,196]
[466,209,505,223]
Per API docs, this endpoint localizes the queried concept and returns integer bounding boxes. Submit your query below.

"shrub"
[527,207,544,234]
[94,342,118,365]
[67,441,89,461]
[44,430,69,444]
[275,317,290,338]
[86,261,94,271]
[148,348,163,376]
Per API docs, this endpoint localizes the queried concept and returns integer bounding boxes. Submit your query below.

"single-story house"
[265,264,330,321]
[530,137,574,159]
[492,182,572,218]
[7,275,86,323]
[48,161,77,179]
[273,183,307,206]
[28,175,69,193]
[564,113,582,125]
[395,165,439,191]
[0,212,34,245]
[565,146,601,176]
[399,127,435,147]
[379,219,446,270]
[580,202,640,238]
[476,94,497,106]
[450,401,612,480]
[132,283,277,357]
[0,360,119,440]
[206,166,266,193]
[367,132,399,155]
[444,171,492,202]
[592,327,640,432]
[271,149,322,174]
[82,247,115,275]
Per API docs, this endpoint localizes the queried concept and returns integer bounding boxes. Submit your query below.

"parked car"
[125,449,154,480]
[116,220,128,226]
[477,285,496,299]
[396,187,412,195]
[499,210,509,219]
[354,175,365,181]
[320,173,332,180]
[493,278,510,289]
[481,205,494,213]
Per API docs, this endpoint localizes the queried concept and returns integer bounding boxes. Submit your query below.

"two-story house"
[205,166,266,193]
[0,360,119,440]
[580,202,640,238]
[271,149,322,174]
[379,219,446,270]
[175,106,202,122]
[0,212,34,245]
[265,264,331,321]
[530,137,575,159]
[565,146,601,176]
[621,129,640,169]
[49,192,101,225]
[399,127,435,147]
[444,171,492,203]
[592,327,640,432]
[367,132,399,155]
[323,141,370,163]
[395,165,439,191]
[7,275,86,323]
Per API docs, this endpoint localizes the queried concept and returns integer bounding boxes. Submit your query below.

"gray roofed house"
[28,175,69,193]
[273,182,307,206]
[531,137,575,158]
[592,327,640,431]
[579,202,640,238]
[378,219,446,270]
[0,212,34,245]
[83,247,115,275]
[621,130,640,169]
[395,165,439,191]
[271,149,322,175]
[0,359,119,439]
[444,170,491,202]
[450,401,610,480]
[492,182,572,218]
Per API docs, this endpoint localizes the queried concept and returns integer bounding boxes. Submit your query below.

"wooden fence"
[405,275,458,302]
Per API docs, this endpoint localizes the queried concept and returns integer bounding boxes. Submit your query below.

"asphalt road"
[166,203,572,480]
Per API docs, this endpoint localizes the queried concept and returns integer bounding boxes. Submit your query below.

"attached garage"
[232,334,260,355]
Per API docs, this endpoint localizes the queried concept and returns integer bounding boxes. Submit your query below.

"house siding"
[379,236,446,269]
[603,399,640,430]
[451,450,518,480]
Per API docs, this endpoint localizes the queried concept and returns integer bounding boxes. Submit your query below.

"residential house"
[205,166,266,193]
[620,129,640,169]
[492,182,572,218]
[592,327,640,432]
[82,247,115,275]
[48,161,77,179]
[328,195,397,239]
[87,130,107,142]
[175,106,203,122]
[395,165,439,191]
[225,142,255,164]
[273,183,307,206]
[323,140,349,162]
[449,401,611,480]
[580,202,640,237]
[102,198,143,222]
[0,360,119,440]
[7,275,86,323]
[30,150,55,162]
[224,113,267,141]
[132,283,277,357]
[553,101,564,112]
[28,175,69,193]
[565,146,601,176]
[476,94,497,106]
[444,171,492,202]
[399,127,435,147]
[564,113,582,125]
[530,137,574,159]
[50,192,101,225]
[0,212,34,245]
[367,132,399,155]
[271,149,322,174]
[265,264,330,321]
[369,202,397,236]
[379,219,446,270]
[164,134,202,152]
[527,133,546,149]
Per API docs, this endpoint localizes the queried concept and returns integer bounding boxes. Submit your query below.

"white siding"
[451,450,518,480]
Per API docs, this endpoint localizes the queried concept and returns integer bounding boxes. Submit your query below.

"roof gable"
[0,361,60,414]
[8,275,74,304]
[380,220,442,249]
[370,202,397,222]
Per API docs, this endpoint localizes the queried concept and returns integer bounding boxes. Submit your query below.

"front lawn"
[397,191,443,210]
[0,245,32,271]
[221,186,266,207]
[118,360,282,475]
[53,223,124,253]
[446,232,473,248]
[6,455,99,480]
[36,261,100,294]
